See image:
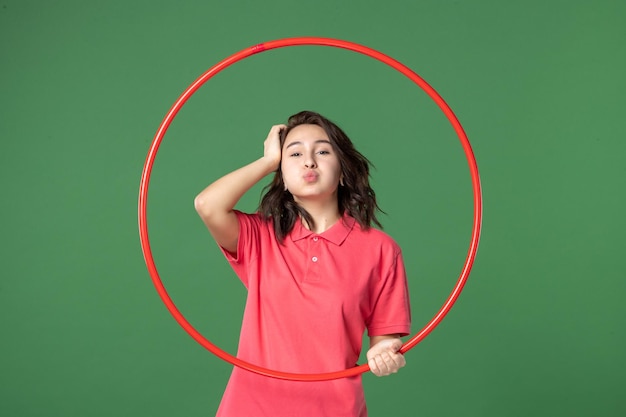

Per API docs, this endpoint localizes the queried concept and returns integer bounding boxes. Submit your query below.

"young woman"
[194,111,411,416]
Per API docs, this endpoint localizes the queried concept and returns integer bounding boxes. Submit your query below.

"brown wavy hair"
[259,110,383,242]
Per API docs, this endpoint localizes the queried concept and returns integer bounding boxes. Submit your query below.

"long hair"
[259,110,382,242]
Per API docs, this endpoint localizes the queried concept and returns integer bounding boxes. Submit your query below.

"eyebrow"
[285,139,332,149]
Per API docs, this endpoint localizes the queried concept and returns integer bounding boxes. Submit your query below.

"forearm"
[370,334,402,349]
[194,124,284,252]
[194,156,276,217]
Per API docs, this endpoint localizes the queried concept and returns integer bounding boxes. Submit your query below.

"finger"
[268,125,285,137]
[375,355,390,376]
[273,124,287,133]
[369,355,390,377]
[368,357,381,377]
[387,352,406,372]
[378,352,405,375]
[388,339,403,353]
[381,352,398,374]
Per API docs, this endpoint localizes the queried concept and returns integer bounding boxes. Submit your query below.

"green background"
[2,0,624,416]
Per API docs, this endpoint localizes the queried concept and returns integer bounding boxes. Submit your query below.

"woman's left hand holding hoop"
[367,336,406,377]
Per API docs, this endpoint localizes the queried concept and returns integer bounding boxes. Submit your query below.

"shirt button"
[313,236,319,242]
[312,256,318,262]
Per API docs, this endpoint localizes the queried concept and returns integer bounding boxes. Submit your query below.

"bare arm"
[367,334,406,377]
[193,124,285,253]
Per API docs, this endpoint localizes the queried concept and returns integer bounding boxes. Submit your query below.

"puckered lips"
[303,170,318,183]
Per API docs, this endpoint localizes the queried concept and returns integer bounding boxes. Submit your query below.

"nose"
[304,153,317,169]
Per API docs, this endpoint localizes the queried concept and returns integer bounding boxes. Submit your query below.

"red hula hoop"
[138,37,483,381]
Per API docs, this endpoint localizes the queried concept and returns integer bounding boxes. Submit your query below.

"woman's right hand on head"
[262,124,286,171]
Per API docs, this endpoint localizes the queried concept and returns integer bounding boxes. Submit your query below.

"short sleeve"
[366,249,412,337]
[219,210,263,288]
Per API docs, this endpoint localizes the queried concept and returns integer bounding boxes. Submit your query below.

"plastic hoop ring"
[138,37,482,381]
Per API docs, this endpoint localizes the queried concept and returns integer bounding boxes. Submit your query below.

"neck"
[295,197,341,234]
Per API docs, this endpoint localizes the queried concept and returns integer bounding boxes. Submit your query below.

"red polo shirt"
[216,211,411,417]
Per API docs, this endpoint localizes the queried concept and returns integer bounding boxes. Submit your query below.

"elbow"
[194,194,212,218]
[194,192,228,223]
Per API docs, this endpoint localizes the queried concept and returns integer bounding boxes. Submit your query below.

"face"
[281,124,342,204]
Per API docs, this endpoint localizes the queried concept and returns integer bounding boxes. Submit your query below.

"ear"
[339,176,344,186]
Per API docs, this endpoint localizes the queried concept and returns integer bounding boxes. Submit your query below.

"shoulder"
[234,210,267,223]
[350,220,402,255]
[233,210,274,234]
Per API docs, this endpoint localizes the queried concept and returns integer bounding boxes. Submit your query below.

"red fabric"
[216,211,411,417]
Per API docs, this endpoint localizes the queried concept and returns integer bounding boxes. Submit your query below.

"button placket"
[305,235,321,282]
[312,236,319,262]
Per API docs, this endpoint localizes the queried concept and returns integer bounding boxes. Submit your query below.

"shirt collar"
[291,213,356,246]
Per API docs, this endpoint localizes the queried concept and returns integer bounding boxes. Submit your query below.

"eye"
[289,152,302,157]
[317,150,331,155]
